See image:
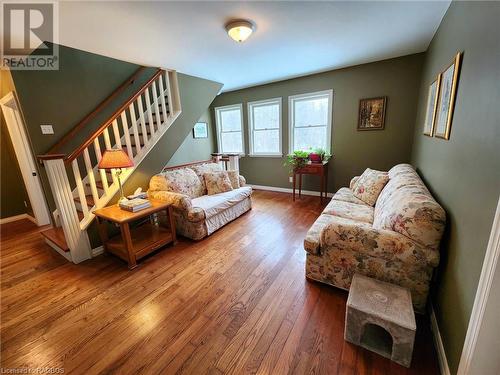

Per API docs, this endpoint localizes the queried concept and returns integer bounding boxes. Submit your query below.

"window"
[248,98,282,156]
[215,104,244,154]
[288,90,333,153]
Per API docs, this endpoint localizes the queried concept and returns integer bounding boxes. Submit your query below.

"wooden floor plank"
[0,191,440,375]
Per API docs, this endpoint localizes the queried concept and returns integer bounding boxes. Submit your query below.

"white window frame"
[214,103,245,155]
[288,89,333,154]
[247,97,283,157]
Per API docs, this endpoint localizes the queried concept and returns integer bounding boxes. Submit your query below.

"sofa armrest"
[148,190,192,211]
[239,175,246,187]
[349,176,360,190]
[319,217,439,267]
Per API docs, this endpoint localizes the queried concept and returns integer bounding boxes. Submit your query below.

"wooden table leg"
[320,172,325,203]
[292,172,296,201]
[95,217,109,253]
[324,166,328,203]
[299,173,302,198]
[167,206,177,245]
[120,223,137,270]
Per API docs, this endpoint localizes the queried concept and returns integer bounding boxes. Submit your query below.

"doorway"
[0,92,51,226]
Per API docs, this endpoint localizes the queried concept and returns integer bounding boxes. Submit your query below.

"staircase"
[38,68,181,263]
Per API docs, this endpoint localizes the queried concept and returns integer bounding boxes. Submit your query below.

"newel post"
[42,157,92,263]
[227,153,240,174]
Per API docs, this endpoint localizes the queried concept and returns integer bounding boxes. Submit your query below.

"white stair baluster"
[136,95,148,145]
[103,128,118,186]
[164,72,173,120]
[151,81,161,128]
[83,148,100,208]
[120,111,133,159]
[158,76,168,124]
[112,119,122,148]
[144,88,156,136]
[72,158,89,220]
[128,103,141,154]
[94,137,109,194]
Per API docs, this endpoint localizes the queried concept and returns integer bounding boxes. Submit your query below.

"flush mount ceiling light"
[225,20,255,43]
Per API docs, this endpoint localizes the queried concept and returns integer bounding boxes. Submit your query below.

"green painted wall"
[166,108,216,167]
[0,70,33,219]
[211,54,424,192]
[410,2,500,373]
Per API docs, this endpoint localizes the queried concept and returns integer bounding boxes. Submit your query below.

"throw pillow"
[227,170,240,189]
[204,171,233,195]
[352,168,389,206]
[189,163,223,193]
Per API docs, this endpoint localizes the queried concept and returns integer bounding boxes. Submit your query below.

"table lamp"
[98,148,134,204]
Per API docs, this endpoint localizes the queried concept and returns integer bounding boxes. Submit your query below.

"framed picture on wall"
[357,96,387,130]
[193,122,208,139]
[434,52,462,140]
[423,74,441,136]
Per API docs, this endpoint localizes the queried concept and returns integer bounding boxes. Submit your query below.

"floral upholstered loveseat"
[148,161,252,240]
[304,164,445,312]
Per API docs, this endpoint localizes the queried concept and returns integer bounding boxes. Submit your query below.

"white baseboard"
[0,213,36,225]
[430,305,451,375]
[92,246,104,257]
[249,184,334,198]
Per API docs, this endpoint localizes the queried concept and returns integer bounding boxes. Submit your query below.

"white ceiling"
[54,1,451,92]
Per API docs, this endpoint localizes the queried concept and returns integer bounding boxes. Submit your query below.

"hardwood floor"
[0,190,440,375]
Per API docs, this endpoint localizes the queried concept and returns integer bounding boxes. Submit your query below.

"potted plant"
[284,150,310,172]
[309,147,331,163]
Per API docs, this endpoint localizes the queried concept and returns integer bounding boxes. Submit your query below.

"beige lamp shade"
[98,149,134,170]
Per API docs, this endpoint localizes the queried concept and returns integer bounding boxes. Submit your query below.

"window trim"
[288,89,333,154]
[247,97,283,157]
[214,103,245,155]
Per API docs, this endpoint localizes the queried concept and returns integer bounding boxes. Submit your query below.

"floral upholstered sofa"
[304,164,445,312]
[148,161,252,240]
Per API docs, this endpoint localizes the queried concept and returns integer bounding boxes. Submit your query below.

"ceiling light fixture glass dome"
[225,20,255,43]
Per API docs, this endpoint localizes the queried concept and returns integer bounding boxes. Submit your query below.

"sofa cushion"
[332,187,369,206]
[204,171,233,195]
[352,168,389,206]
[189,163,223,192]
[374,165,446,249]
[304,214,361,255]
[227,170,240,189]
[191,186,252,219]
[149,168,204,198]
[323,199,374,224]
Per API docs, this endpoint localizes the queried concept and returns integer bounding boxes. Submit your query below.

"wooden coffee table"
[94,199,176,269]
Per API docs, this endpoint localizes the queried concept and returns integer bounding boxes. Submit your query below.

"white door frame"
[0,91,51,226]
[457,195,500,374]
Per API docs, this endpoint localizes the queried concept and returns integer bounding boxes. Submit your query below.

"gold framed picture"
[357,96,387,131]
[423,74,441,136]
[434,52,462,140]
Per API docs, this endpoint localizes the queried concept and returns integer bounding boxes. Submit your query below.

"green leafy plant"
[284,150,310,172]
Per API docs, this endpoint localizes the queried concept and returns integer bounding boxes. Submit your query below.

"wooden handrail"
[43,66,146,157]
[64,68,164,163]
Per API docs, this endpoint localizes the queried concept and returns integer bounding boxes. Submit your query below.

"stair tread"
[41,227,69,252]
[74,194,95,207]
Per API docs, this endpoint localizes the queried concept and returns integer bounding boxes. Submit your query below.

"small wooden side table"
[94,200,177,269]
[293,161,329,203]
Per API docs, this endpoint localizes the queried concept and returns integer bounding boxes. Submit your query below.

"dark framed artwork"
[357,96,387,131]
[193,122,208,138]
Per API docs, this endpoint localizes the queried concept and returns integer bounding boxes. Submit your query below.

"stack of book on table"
[119,198,151,212]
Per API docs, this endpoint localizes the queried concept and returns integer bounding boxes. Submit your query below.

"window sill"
[248,154,283,158]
